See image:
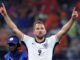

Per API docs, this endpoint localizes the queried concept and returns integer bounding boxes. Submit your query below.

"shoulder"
[21,51,28,58]
[4,53,10,59]
[46,35,59,43]
[46,35,57,40]
[21,34,34,42]
[22,34,34,40]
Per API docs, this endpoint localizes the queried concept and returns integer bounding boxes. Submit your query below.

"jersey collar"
[35,38,45,44]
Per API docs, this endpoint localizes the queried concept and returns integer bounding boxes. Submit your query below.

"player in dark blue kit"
[4,36,28,60]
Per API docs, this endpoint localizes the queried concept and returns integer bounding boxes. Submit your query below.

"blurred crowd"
[0,0,80,60]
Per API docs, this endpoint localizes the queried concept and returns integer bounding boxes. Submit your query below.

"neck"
[35,37,45,43]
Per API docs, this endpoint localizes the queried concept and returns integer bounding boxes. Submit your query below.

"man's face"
[34,24,46,38]
[8,43,17,52]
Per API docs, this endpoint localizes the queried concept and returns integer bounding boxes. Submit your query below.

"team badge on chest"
[43,43,48,48]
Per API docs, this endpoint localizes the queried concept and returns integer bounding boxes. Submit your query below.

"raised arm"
[0,3,23,39]
[56,8,78,41]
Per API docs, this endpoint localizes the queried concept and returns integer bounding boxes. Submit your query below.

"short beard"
[36,36,44,40]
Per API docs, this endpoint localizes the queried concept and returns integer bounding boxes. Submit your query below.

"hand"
[71,7,78,20]
[0,3,7,16]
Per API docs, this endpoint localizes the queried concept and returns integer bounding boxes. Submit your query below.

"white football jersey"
[22,34,58,60]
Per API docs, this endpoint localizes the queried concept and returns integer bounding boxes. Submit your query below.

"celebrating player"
[0,3,78,60]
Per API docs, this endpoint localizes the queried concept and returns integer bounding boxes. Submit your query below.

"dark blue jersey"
[4,51,28,60]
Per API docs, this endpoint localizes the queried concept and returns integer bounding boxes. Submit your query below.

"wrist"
[71,17,75,21]
[3,13,8,17]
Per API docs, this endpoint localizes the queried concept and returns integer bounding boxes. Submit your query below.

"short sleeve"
[49,35,59,43]
[47,35,59,47]
[21,34,34,45]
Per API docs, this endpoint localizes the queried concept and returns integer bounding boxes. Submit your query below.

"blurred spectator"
[67,21,77,38]
[53,35,69,60]
[67,38,80,60]
[0,28,8,46]
[0,28,9,60]
[45,8,60,31]
[37,5,47,21]
[75,4,80,38]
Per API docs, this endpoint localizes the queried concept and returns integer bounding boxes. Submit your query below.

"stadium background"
[0,0,80,60]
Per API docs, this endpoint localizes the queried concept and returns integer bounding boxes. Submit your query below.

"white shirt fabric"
[22,34,58,60]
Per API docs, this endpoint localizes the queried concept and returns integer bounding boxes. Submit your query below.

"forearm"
[3,14,23,39]
[55,7,78,41]
[3,14,17,30]
[61,18,75,34]
[0,3,23,39]
[56,18,75,40]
